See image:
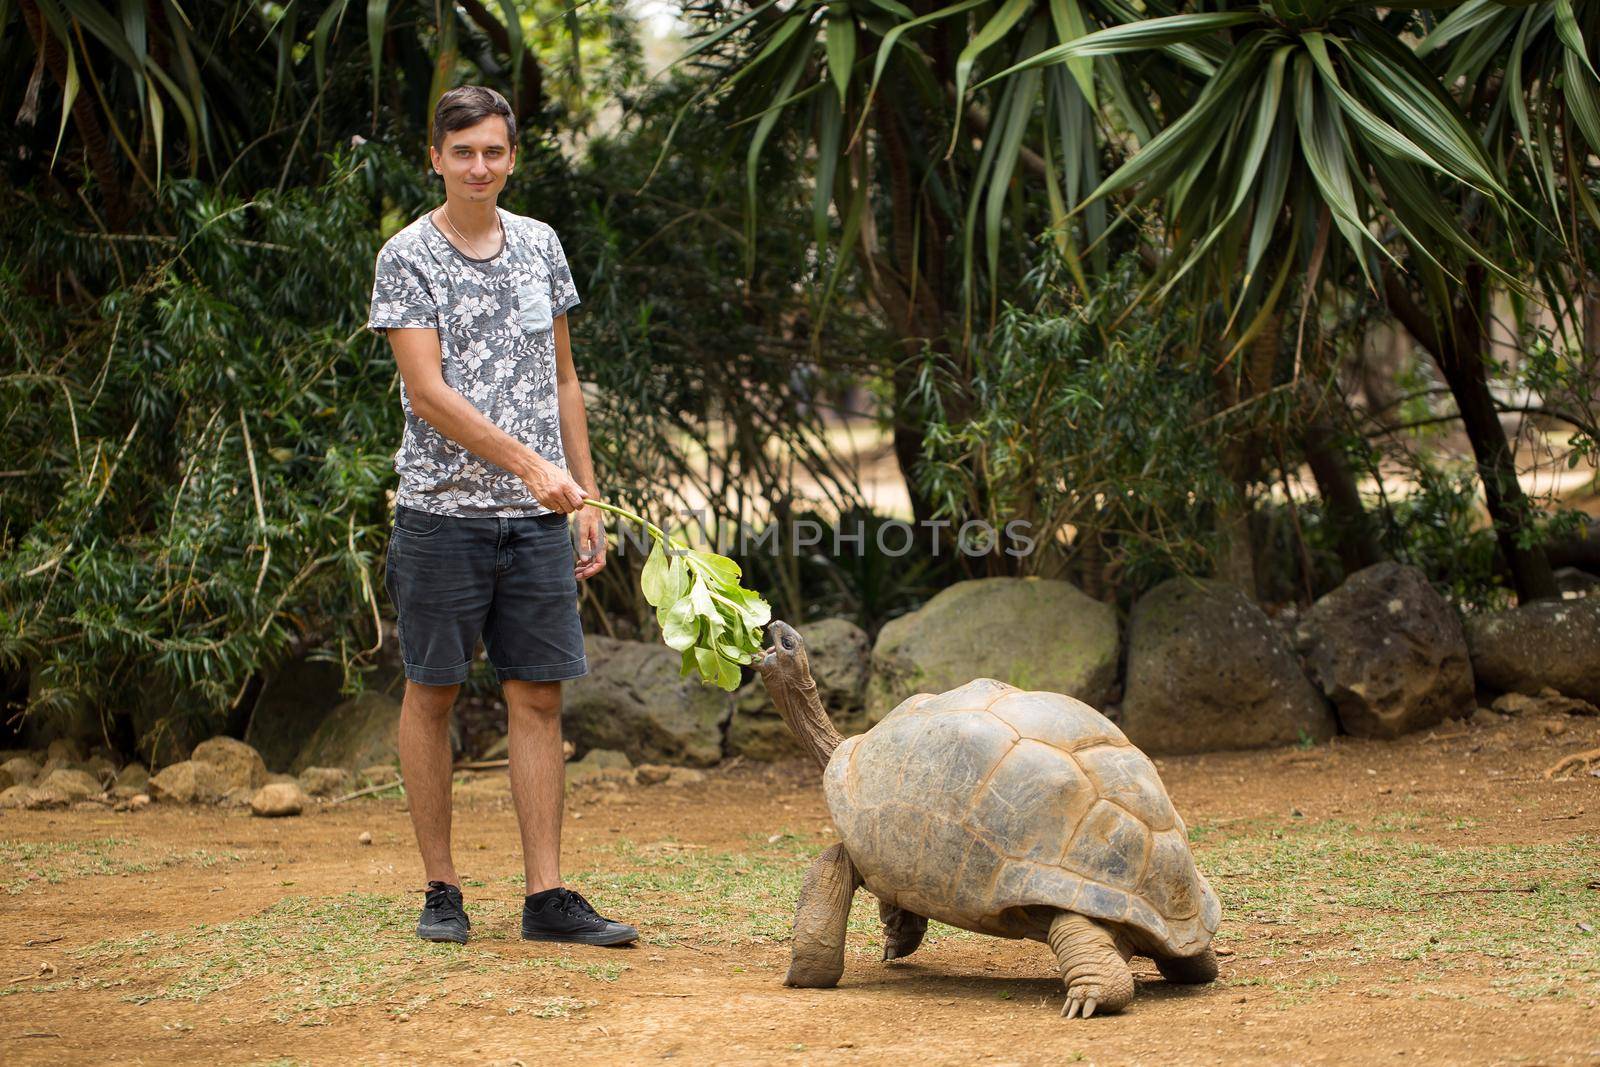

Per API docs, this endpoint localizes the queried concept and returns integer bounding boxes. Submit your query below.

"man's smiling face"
[431,115,515,203]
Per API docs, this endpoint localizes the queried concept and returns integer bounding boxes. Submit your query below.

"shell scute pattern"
[827,678,1219,956]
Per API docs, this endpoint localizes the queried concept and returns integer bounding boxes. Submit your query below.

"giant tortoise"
[755,620,1221,1018]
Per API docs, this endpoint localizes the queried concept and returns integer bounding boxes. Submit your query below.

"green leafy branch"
[583,499,771,691]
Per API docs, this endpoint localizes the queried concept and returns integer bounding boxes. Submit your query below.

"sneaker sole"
[418,924,469,944]
[521,928,638,947]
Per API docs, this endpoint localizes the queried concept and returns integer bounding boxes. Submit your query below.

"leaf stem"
[582,498,676,545]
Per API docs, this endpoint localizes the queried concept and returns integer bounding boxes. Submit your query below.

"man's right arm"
[387,327,587,513]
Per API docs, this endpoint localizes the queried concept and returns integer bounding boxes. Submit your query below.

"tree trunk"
[1302,415,1386,574]
[1382,266,1558,603]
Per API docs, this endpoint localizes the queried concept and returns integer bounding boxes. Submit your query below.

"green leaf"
[955,0,1034,115]
[1293,56,1380,280]
[640,540,672,607]
[1555,0,1596,79]
[661,597,698,652]
[980,10,1260,88]
[826,9,857,107]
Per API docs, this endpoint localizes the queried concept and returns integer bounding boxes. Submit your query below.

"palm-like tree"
[3,0,553,224]
[692,0,1599,602]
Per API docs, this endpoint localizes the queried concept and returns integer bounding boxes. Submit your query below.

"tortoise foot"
[880,902,928,961]
[1049,912,1134,1020]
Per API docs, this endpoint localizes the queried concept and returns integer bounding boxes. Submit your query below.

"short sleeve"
[545,228,581,317]
[366,243,439,334]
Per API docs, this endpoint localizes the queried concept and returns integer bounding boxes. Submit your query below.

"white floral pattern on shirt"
[365,207,582,517]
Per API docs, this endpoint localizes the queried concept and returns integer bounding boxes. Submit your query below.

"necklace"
[439,204,503,259]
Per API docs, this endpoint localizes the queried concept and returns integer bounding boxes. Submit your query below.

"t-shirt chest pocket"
[516,277,552,332]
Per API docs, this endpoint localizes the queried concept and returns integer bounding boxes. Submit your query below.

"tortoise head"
[756,619,813,691]
[755,619,843,770]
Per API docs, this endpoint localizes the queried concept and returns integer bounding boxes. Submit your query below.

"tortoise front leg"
[879,901,928,961]
[1048,912,1134,1019]
[785,843,860,988]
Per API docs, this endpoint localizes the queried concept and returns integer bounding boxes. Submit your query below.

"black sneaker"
[521,887,638,946]
[417,880,470,944]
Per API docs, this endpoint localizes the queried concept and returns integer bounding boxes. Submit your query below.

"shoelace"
[423,882,467,922]
[553,888,601,921]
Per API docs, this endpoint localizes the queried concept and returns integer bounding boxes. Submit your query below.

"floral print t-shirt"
[366,206,580,517]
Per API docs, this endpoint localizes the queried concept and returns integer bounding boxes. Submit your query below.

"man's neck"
[438,196,499,238]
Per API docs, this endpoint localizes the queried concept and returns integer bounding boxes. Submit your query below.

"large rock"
[1295,563,1475,738]
[34,768,102,805]
[565,748,634,787]
[0,785,43,809]
[1120,578,1336,754]
[0,756,39,791]
[865,578,1120,721]
[1464,598,1600,705]
[192,737,269,791]
[297,766,353,798]
[729,617,871,760]
[562,637,730,766]
[112,763,150,799]
[246,642,402,772]
[148,760,226,804]
[250,782,309,817]
[290,692,403,774]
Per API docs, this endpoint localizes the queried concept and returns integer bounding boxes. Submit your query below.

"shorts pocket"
[393,505,446,537]
[517,282,553,332]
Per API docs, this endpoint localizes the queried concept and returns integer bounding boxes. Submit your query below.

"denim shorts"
[384,505,589,686]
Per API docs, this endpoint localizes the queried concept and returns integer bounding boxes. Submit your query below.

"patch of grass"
[73,892,625,1025]
[567,833,976,950]
[1197,822,1599,999]
[0,838,240,894]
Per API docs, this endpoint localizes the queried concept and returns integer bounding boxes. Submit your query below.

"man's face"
[430,116,514,203]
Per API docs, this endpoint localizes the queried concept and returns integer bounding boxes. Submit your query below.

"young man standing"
[366,85,635,947]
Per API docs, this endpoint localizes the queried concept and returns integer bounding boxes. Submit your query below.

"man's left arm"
[554,312,606,580]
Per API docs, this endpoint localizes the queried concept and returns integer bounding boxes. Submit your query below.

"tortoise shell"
[825,678,1220,956]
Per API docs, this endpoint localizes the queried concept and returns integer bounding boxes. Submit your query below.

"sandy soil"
[2,709,1597,1067]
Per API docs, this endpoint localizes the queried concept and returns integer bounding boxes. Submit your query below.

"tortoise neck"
[767,671,845,770]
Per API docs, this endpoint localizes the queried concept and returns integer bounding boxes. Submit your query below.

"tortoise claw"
[1083,997,1097,1019]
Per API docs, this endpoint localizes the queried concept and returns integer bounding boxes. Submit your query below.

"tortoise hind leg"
[786,843,861,988]
[879,901,928,961]
[1156,948,1218,985]
[1047,912,1134,1019]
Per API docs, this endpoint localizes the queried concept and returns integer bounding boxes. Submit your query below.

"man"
[366,85,635,947]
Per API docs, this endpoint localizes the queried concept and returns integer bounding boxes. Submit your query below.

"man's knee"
[505,679,561,720]
[403,681,460,718]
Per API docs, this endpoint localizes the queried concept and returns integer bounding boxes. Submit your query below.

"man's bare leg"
[399,680,461,886]
[504,678,564,894]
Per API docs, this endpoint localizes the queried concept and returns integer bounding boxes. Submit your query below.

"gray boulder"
[290,692,403,774]
[148,760,225,804]
[246,642,403,772]
[1295,563,1474,738]
[192,737,269,791]
[865,578,1120,721]
[1464,598,1600,705]
[1120,578,1336,754]
[562,636,730,766]
[729,617,870,760]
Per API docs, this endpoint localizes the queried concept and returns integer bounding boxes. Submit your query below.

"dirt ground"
[2,710,1597,1067]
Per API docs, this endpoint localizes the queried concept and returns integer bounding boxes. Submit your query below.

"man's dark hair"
[431,85,516,148]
